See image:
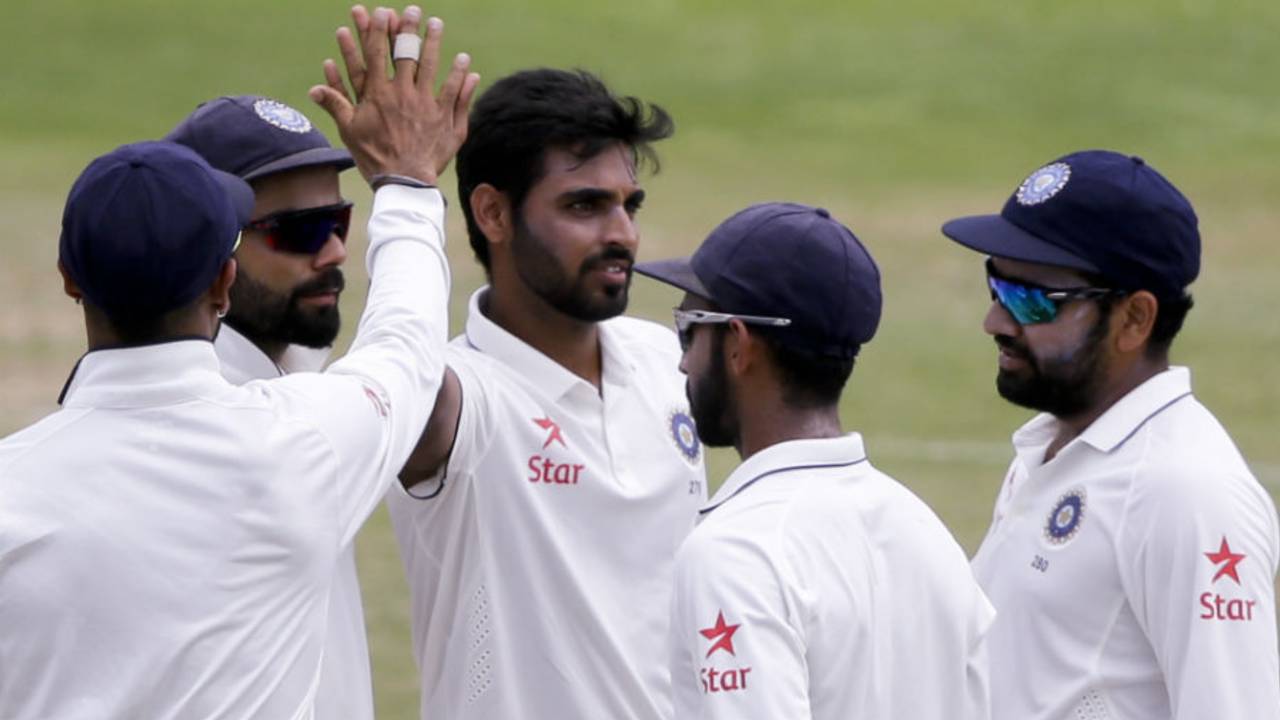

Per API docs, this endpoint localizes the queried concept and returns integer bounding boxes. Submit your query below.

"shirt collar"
[59,339,227,409]
[214,324,283,384]
[1012,366,1195,458]
[462,287,633,400]
[701,433,869,515]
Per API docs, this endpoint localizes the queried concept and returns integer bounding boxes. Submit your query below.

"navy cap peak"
[942,149,1199,297]
[637,201,881,359]
[166,95,354,181]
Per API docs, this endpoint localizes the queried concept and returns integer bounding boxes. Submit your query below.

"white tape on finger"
[393,33,422,62]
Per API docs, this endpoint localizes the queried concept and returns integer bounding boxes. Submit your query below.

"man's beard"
[994,314,1110,418]
[511,216,632,322]
[225,267,344,350]
[688,331,739,448]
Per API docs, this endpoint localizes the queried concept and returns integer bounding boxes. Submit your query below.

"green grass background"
[2,1,1278,716]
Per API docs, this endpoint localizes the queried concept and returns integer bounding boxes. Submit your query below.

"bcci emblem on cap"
[1045,488,1086,545]
[1015,162,1071,206]
[253,99,313,134]
[669,410,701,464]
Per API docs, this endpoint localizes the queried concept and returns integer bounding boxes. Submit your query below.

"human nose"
[983,298,1020,338]
[313,231,348,270]
[604,205,639,251]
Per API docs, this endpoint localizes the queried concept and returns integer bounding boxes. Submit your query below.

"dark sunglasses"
[243,201,353,254]
[672,308,792,351]
[985,259,1121,325]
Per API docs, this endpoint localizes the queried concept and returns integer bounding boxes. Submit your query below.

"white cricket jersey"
[214,325,374,720]
[669,433,995,720]
[0,186,450,719]
[386,288,706,720]
[971,366,1280,720]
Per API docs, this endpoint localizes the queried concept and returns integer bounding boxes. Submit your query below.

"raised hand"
[310,5,481,185]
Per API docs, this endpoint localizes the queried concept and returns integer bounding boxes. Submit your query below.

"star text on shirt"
[1200,536,1256,622]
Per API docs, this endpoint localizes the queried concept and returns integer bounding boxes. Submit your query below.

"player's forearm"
[327,185,451,459]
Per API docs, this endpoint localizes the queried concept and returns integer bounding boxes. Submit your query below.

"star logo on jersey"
[700,611,741,658]
[1205,536,1246,585]
[532,416,566,449]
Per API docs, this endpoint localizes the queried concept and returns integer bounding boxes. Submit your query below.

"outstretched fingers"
[393,6,423,88]
[415,15,444,95]
[358,6,393,93]
[455,71,481,133]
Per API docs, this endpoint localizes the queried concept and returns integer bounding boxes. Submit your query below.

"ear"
[470,183,514,252]
[1114,290,1157,354]
[58,261,84,303]
[208,258,237,317]
[723,318,765,378]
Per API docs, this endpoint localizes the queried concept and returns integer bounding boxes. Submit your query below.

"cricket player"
[381,68,706,720]
[638,203,994,719]
[167,92,373,720]
[942,149,1280,719]
[0,8,477,716]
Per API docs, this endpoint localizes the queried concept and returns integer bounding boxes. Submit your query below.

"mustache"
[994,334,1031,361]
[581,245,635,273]
[292,268,346,300]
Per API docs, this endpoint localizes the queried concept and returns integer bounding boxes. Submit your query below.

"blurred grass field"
[3,1,1278,716]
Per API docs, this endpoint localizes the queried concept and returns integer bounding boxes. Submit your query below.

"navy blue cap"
[165,95,354,182]
[637,202,882,359]
[59,140,254,318]
[942,149,1200,297]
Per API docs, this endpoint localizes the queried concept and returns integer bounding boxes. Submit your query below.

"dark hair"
[1091,281,1193,359]
[1147,291,1193,357]
[84,298,202,346]
[757,331,857,409]
[455,69,675,271]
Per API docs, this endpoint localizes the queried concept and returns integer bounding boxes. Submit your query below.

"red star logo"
[1205,536,1246,585]
[699,611,741,658]
[533,417,566,449]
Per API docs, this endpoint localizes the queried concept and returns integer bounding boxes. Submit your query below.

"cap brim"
[243,147,356,182]
[210,168,255,228]
[634,257,712,298]
[942,214,1100,273]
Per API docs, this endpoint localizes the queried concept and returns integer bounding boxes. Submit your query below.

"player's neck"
[1046,355,1168,461]
[482,286,604,391]
[736,402,844,461]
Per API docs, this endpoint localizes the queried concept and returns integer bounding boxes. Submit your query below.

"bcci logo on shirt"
[1044,488,1086,545]
[698,611,752,694]
[669,410,701,464]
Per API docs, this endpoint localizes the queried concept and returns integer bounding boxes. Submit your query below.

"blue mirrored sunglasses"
[985,259,1121,325]
[672,308,792,351]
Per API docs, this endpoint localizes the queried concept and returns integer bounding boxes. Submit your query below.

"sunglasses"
[243,201,353,254]
[985,259,1120,325]
[672,308,792,351]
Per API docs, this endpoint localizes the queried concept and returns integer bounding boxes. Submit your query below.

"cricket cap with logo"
[59,140,254,318]
[636,202,882,359]
[942,149,1200,298]
[165,95,354,181]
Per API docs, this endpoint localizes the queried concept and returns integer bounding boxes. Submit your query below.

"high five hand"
[310,5,481,186]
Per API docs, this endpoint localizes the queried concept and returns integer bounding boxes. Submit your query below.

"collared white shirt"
[669,433,995,720]
[215,324,372,720]
[971,366,1280,720]
[386,288,706,720]
[0,186,449,719]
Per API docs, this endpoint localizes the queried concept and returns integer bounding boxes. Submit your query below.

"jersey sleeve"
[669,527,812,720]
[277,186,451,546]
[1116,458,1280,719]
